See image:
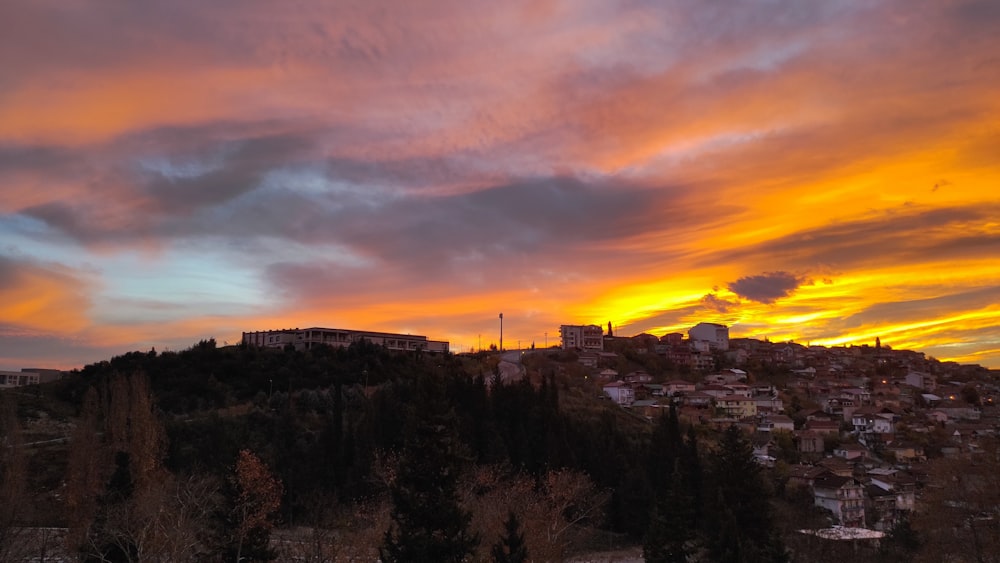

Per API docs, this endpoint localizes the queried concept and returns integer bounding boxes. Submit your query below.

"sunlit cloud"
[1,0,999,369]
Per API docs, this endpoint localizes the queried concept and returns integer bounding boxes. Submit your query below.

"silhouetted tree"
[491,511,528,563]
[381,377,478,563]
[704,425,787,563]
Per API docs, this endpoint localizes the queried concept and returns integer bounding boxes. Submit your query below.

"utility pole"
[499,313,503,352]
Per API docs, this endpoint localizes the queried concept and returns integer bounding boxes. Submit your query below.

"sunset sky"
[2,0,999,370]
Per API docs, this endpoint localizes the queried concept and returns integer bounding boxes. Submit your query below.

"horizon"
[2,1,999,371]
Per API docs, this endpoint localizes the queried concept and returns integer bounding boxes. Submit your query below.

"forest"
[0,340,943,562]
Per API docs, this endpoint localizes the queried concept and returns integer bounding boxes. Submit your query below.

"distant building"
[560,324,604,351]
[242,327,449,353]
[688,322,730,351]
[0,368,63,388]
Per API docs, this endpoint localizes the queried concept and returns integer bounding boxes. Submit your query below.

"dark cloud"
[837,285,1000,329]
[728,271,806,303]
[703,204,1000,272]
[140,132,316,214]
[702,292,740,313]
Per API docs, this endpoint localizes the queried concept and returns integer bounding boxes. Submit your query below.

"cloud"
[702,293,740,313]
[727,272,807,304]
[0,254,95,334]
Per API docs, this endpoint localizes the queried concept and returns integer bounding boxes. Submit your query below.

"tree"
[381,377,479,563]
[0,395,28,563]
[704,425,787,563]
[492,511,528,563]
[913,437,1000,562]
[644,463,696,563]
[224,449,283,563]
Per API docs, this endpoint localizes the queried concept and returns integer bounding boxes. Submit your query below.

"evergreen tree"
[491,511,529,563]
[381,376,479,563]
[704,426,787,563]
[644,462,695,563]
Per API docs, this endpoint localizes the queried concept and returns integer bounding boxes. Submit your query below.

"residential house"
[758,414,795,433]
[602,381,635,406]
[717,395,757,418]
[681,391,714,408]
[665,379,697,396]
[786,464,831,489]
[885,442,926,463]
[812,475,866,528]
[624,370,653,384]
[833,442,868,461]
[796,430,825,455]
[701,384,735,399]
[805,419,841,437]
[754,395,785,414]
[905,370,936,391]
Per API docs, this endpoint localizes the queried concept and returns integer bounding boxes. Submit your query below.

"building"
[0,368,62,388]
[688,322,729,351]
[560,324,604,351]
[242,327,449,353]
[602,381,635,406]
[812,474,866,528]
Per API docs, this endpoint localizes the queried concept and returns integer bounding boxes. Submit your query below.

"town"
[1,320,997,562]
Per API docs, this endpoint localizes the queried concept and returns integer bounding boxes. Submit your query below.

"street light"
[499,313,503,352]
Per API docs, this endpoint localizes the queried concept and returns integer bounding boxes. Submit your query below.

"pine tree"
[644,463,695,563]
[381,377,479,563]
[704,425,787,563]
[491,511,528,563]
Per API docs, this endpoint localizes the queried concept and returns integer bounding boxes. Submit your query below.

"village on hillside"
[561,321,996,535]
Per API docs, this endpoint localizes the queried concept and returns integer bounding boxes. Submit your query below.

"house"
[805,419,841,436]
[717,395,757,418]
[817,457,855,478]
[833,442,868,461]
[758,414,795,433]
[665,379,697,396]
[865,484,900,531]
[681,391,714,408]
[754,395,785,414]
[701,384,735,399]
[885,442,926,463]
[812,475,866,528]
[787,464,831,489]
[796,431,825,454]
[602,381,635,406]
[624,370,652,384]
[598,368,619,380]
[905,370,936,391]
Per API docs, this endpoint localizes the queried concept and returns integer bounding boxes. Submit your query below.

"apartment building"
[560,324,604,351]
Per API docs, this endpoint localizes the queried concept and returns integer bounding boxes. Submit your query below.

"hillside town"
[562,321,996,536]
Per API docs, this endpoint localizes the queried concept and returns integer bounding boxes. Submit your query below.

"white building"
[688,322,729,351]
[602,381,635,406]
[560,324,604,351]
[242,327,449,353]
[0,369,62,388]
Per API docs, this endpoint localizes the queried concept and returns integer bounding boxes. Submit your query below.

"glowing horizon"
[2,0,999,370]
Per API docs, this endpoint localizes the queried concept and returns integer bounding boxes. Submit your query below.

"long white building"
[242,327,449,353]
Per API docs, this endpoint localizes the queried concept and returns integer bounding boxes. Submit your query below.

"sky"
[2,0,1000,370]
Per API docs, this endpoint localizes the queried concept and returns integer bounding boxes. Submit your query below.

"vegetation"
[8,338,991,561]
